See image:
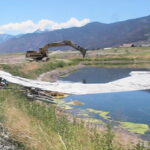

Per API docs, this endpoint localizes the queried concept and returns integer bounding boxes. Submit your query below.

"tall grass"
[0,86,150,150]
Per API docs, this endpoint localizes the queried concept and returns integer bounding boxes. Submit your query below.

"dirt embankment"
[37,64,84,82]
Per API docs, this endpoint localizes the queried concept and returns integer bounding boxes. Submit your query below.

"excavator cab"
[26,49,49,61]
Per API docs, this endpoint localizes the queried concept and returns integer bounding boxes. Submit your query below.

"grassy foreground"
[1,86,150,150]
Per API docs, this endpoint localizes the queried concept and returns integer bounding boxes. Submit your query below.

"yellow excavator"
[26,40,87,61]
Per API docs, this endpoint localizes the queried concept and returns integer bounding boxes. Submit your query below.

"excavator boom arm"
[41,40,86,58]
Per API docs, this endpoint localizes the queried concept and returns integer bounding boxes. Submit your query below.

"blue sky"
[0,0,150,34]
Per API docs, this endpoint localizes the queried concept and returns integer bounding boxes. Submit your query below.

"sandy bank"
[37,64,84,82]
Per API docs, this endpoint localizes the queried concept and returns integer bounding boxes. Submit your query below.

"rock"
[0,123,21,150]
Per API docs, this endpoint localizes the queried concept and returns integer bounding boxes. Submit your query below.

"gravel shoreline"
[37,64,84,82]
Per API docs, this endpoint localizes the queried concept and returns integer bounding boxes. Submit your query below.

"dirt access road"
[0,54,25,64]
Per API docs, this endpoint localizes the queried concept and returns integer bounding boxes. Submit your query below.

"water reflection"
[60,67,149,84]
[82,79,87,84]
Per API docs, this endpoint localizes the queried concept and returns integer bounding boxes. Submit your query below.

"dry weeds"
[4,98,64,150]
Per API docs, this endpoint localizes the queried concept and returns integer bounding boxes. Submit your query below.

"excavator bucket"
[78,48,86,58]
[83,49,87,58]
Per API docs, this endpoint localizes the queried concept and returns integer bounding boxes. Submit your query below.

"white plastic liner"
[0,70,150,95]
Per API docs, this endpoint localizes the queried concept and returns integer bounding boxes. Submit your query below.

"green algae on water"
[87,108,110,119]
[120,121,150,134]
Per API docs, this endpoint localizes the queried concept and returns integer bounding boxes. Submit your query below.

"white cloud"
[0,18,90,35]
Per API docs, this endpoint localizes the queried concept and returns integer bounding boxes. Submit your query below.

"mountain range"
[0,15,150,53]
[0,34,14,44]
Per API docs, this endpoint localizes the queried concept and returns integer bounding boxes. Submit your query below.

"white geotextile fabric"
[0,70,150,95]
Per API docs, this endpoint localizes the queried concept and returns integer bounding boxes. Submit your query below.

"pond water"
[64,90,150,124]
[59,67,150,125]
[60,67,149,83]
